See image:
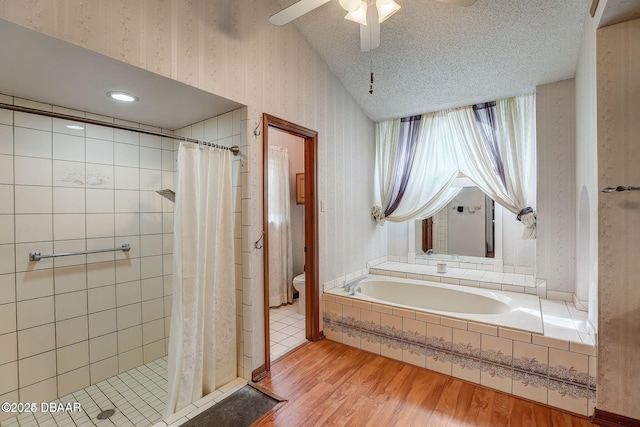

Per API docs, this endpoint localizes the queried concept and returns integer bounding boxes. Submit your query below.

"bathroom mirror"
[411,179,536,271]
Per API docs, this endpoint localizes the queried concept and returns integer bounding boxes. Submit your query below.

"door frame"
[254,114,323,380]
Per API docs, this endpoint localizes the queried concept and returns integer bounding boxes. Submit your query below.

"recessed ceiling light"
[107,91,138,102]
[66,125,84,130]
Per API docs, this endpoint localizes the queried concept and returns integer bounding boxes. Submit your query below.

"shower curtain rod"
[0,102,240,156]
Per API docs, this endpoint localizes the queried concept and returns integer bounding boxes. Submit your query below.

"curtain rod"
[0,102,240,156]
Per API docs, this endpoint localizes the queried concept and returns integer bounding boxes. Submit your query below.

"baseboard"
[592,408,640,427]
[251,365,269,382]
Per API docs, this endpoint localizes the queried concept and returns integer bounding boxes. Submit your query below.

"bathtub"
[330,274,543,333]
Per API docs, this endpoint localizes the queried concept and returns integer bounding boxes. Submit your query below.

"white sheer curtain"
[165,143,236,417]
[372,94,536,238]
[373,111,462,223]
[455,94,537,238]
[373,118,401,219]
[268,146,293,307]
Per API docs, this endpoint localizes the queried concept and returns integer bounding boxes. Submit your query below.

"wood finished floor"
[254,340,596,427]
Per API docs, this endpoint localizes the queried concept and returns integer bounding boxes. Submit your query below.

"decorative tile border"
[323,309,596,414]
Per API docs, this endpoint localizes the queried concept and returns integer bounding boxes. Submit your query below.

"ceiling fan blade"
[269,0,332,26]
[436,0,477,6]
[360,5,380,52]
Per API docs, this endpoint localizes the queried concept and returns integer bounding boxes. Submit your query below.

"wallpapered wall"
[0,0,386,372]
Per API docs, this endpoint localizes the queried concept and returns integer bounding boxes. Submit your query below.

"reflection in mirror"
[419,186,495,258]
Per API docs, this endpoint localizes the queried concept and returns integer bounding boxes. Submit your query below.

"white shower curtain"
[165,142,236,416]
[268,146,293,307]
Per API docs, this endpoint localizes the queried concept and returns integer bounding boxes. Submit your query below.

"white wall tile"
[53,133,84,162]
[0,216,13,244]
[15,157,52,186]
[85,213,114,239]
[89,356,117,383]
[140,147,162,170]
[16,297,55,330]
[18,350,56,386]
[14,127,51,158]
[142,318,164,344]
[114,142,139,167]
[0,273,16,305]
[85,123,113,141]
[87,262,116,289]
[115,259,141,284]
[118,325,142,353]
[85,163,113,188]
[115,166,140,190]
[143,340,165,363]
[115,213,140,236]
[141,277,163,301]
[54,214,86,240]
[140,213,162,234]
[55,316,88,347]
[16,269,54,301]
[0,155,13,184]
[53,187,85,214]
[140,235,163,257]
[142,299,164,323]
[53,159,84,187]
[117,303,142,330]
[85,237,115,264]
[218,112,233,139]
[140,134,161,148]
[118,348,142,373]
[56,340,88,374]
[0,244,16,275]
[54,290,87,321]
[115,190,139,212]
[18,377,57,405]
[140,169,162,191]
[17,324,55,360]
[15,214,52,243]
[88,309,116,338]
[89,333,117,363]
[53,265,87,294]
[0,123,13,155]
[0,362,18,395]
[57,366,89,397]
[52,118,85,136]
[14,185,52,214]
[0,185,14,213]
[114,129,139,146]
[86,138,113,165]
[141,256,162,279]
[14,112,51,132]
[85,189,113,213]
[140,190,162,213]
[52,239,86,268]
[88,285,116,314]
[116,281,141,306]
[0,332,16,368]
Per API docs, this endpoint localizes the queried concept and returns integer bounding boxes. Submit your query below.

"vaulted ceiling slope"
[274,0,592,121]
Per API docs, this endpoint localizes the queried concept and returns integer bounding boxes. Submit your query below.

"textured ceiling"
[274,0,592,121]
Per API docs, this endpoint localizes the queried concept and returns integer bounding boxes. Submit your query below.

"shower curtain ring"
[254,231,265,249]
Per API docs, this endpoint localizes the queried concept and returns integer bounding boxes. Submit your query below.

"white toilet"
[292,273,306,315]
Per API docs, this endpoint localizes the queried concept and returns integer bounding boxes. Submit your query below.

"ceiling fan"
[269,0,477,52]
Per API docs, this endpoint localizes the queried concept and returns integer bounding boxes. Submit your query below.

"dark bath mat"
[179,384,282,427]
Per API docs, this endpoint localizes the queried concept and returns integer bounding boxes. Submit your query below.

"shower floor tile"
[270,299,306,361]
[1,360,248,427]
[1,358,168,427]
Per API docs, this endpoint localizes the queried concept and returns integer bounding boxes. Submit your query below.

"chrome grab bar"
[29,244,131,261]
[601,186,640,193]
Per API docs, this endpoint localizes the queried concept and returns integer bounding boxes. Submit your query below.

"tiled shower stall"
[0,93,247,424]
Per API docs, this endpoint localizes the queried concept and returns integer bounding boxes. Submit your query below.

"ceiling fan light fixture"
[344,1,368,25]
[376,0,401,23]
[338,0,362,12]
